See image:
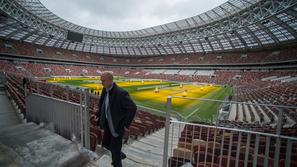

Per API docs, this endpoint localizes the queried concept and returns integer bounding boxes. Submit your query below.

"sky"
[40,0,227,32]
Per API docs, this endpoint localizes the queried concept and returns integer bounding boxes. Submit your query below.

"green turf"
[119,82,177,91]
[56,79,98,86]
[49,77,232,122]
[186,86,232,122]
[130,86,232,122]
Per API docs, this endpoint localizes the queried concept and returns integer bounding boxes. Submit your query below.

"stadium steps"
[248,101,260,122]
[256,99,296,127]
[228,103,237,121]
[95,122,182,167]
[0,83,5,91]
[258,99,278,123]
[0,78,4,89]
[237,104,243,122]
[243,104,251,122]
[0,122,99,167]
[252,100,270,123]
[0,88,20,128]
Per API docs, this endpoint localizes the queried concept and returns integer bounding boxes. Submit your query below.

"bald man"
[96,72,137,167]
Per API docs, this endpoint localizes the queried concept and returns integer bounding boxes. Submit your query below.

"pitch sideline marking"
[185,107,200,119]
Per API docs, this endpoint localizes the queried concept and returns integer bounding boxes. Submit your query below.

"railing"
[162,96,297,167]
[0,71,5,83]
[25,88,90,149]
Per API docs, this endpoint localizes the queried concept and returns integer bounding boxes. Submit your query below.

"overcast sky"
[40,0,226,31]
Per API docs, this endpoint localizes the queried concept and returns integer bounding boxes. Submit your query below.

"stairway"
[3,124,180,167]
[95,121,182,167]
[0,122,99,167]
[0,77,100,167]
[0,82,20,128]
[0,83,5,91]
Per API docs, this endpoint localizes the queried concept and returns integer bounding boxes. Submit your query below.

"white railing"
[162,96,297,167]
[25,88,90,149]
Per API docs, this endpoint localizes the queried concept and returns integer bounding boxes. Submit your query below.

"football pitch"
[47,77,232,122]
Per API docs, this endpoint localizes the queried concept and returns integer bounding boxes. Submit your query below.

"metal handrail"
[172,96,297,109]
[162,95,297,167]
[170,120,297,141]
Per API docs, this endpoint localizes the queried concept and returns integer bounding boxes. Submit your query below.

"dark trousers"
[102,127,123,167]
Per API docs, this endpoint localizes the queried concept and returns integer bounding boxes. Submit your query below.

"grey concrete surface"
[0,90,20,129]
[0,123,98,167]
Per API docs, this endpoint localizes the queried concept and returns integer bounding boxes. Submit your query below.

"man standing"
[96,72,137,167]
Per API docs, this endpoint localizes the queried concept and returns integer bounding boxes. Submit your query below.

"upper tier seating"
[1,39,297,65]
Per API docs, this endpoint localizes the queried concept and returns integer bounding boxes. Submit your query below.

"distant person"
[96,72,137,167]
[22,77,30,95]
[22,77,28,88]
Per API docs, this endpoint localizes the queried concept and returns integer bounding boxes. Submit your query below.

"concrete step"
[94,147,153,167]
[122,145,161,166]
[128,140,164,156]
[0,93,20,129]
[0,122,37,136]
[95,124,182,167]
[0,123,99,167]
[0,83,5,91]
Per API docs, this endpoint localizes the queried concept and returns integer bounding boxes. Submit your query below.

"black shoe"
[120,152,126,160]
[111,162,123,166]
[111,153,126,166]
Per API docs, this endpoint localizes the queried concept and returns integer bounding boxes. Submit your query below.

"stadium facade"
[0,0,297,167]
[0,0,297,56]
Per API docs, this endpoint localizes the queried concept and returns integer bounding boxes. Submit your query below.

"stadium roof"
[0,0,297,56]
[39,0,227,32]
